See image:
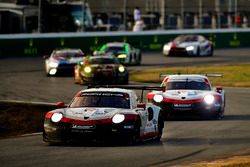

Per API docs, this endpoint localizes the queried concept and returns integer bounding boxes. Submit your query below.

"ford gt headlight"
[117,54,127,59]
[153,94,163,103]
[186,46,194,51]
[48,62,59,68]
[112,114,125,124]
[84,66,91,73]
[51,113,63,123]
[204,94,215,105]
[118,66,125,72]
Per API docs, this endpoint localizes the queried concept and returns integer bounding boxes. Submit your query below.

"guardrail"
[1,28,250,57]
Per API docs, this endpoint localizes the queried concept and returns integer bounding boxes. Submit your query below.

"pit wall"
[1,29,250,57]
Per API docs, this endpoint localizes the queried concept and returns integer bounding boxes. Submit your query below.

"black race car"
[74,55,129,85]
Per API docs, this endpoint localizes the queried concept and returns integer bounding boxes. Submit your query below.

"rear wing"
[87,85,165,103]
[204,74,223,77]
[87,85,164,91]
[160,73,223,78]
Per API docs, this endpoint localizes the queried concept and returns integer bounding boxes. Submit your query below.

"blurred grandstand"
[1,0,250,33]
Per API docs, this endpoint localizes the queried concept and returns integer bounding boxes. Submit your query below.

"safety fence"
[0,28,250,57]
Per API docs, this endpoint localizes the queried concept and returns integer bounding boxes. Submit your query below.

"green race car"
[95,42,141,65]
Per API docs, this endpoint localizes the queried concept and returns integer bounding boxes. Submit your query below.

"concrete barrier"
[1,29,250,57]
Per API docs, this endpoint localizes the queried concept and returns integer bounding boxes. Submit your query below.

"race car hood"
[89,64,115,69]
[162,90,207,100]
[59,57,83,64]
[177,42,199,48]
[61,107,134,120]
[84,64,116,73]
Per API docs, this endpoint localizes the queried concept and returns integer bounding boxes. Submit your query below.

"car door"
[198,36,210,55]
[137,105,158,136]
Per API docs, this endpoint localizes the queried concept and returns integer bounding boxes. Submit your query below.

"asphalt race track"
[0,48,250,167]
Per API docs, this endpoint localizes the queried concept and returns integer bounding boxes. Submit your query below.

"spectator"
[133,20,145,31]
[134,6,141,22]
[96,14,104,26]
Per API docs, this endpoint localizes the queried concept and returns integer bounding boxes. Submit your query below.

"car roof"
[106,42,128,47]
[90,55,115,59]
[81,88,134,95]
[54,48,82,52]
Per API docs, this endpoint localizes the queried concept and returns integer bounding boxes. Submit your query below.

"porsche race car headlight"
[112,114,125,124]
[48,62,59,68]
[84,66,91,73]
[117,54,127,59]
[186,46,195,51]
[51,113,63,123]
[118,66,125,72]
[204,94,215,105]
[153,94,163,103]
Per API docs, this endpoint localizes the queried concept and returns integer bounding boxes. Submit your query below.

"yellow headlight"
[117,54,127,59]
[118,66,125,72]
[84,66,91,73]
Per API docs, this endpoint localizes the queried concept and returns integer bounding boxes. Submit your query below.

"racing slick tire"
[122,75,129,85]
[214,98,225,120]
[214,110,224,120]
[196,47,200,56]
[128,120,141,145]
[208,46,214,57]
[156,111,164,141]
[136,53,141,65]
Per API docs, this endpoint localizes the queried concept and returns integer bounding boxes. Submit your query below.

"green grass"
[130,64,250,87]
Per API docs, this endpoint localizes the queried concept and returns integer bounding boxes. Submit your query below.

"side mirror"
[137,103,146,110]
[216,86,223,93]
[56,101,65,108]
[43,55,49,59]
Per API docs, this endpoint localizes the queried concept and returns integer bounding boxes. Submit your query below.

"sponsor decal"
[72,124,96,130]
[81,92,124,97]
[173,104,192,108]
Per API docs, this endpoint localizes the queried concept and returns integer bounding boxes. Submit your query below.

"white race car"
[162,35,214,57]
[44,48,86,76]
[147,74,225,119]
[43,86,165,144]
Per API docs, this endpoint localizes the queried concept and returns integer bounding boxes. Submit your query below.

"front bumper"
[152,101,221,118]
[48,64,76,75]
[43,118,136,143]
[166,48,195,56]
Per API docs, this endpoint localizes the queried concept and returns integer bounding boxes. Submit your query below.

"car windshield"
[69,92,130,109]
[165,80,211,90]
[174,35,198,43]
[53,51,84,58]
[89,57,117,64]
[105,46,125,52]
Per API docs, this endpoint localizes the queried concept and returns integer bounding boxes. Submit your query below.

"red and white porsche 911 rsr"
[43,86,165,145]
[147,74,225,119]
